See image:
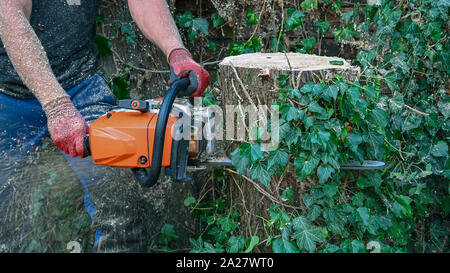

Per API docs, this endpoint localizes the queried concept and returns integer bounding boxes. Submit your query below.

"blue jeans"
[0,72,147,252]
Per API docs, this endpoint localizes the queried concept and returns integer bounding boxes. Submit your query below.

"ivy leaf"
[323,182,338,197]
[301,0,319,11]
[189,18,209,40]
[207,40,217,52]
[342,11,353,24]
[389,92,405,113]
[250,143,265,163]
[246,8,258,25]
[351,240,366,253]
[323,208,348,237]
[110,76,130,99]
[352,192,366,207]
[333,24,359,42]
[322,84,339,101]
[345,133,363,153]
[211,13,226,27]
[431,141,448,157]
[437,100,450,119]
[158,224,179,245]
[286,8,306,30]
[283,106,303,121]
[249,162,272,187]
[308,101,328,120]
[357,207,370,226]
[268,150,289,169]
[272,238,300,253]
[244,236,260,253]
[384,71,399,91]
[217,215,236,233]
[301,37,317,53]
[184,197,196,207]
[311,130,331,150]
[393,195,413,218]
[346,87,361,106]
[295,157,320,180]
[281,187,295,202]
[369,108,389,128]
[292,218,324,253]
[366,131,386,160]
[316,20,331,34]
[364,85,378,99]
[307,205,322,222]
[176,11,194,28]
[226,236,245,253]
[230,148,249,174]
[95,35,112,57]
[269,204,291,226]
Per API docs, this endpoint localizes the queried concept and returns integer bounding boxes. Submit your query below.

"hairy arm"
[0,0,88,157]
[0,0,68,105]
[128,0,184,57]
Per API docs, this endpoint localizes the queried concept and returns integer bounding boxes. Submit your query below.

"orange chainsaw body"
[88,110,177,168]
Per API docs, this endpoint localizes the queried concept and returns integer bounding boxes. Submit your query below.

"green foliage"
[228,38,262,56]
[158,224,180,246]
[211,13,226,28]
[286,8,306,31]
[228,0,449,253]
[110,76,130,99]
[95,35,112,57]
[177,0,449,253]
[186,197,260,253]
[120,23,137,44]
[246,8,259,26]
[176,11,209,40]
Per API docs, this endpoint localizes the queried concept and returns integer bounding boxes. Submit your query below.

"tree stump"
[217,53,360,252]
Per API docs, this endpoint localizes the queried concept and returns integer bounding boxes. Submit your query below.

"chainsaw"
[82,78,388,187]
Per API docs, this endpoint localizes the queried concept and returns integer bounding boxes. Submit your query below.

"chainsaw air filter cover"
[88,109,177,169]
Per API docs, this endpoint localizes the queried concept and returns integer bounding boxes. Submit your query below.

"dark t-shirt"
[0,0,101,99]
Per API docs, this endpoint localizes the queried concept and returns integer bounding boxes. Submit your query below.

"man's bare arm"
[127,0,210,97]
[0,0,89,157]
[128,0,184,57]
[0,0,68,106]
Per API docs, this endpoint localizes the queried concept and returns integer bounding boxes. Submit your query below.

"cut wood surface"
[218,53,360,123]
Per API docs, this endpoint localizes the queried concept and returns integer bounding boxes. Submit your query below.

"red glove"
[43,96,89,158]
[168,48,210,97]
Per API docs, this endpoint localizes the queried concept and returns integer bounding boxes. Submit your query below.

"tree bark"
[217,53,360,252]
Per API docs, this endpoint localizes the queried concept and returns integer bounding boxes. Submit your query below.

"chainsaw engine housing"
[88,98,216,182]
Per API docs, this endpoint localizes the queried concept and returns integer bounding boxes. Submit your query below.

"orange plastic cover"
[89,110,177,168]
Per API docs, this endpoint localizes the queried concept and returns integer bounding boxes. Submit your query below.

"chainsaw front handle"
[133,77,190,187]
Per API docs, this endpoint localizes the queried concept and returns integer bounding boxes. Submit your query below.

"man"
[0,0,209,252]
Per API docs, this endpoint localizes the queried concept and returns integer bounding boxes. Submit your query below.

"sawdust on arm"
[0,0,68,106]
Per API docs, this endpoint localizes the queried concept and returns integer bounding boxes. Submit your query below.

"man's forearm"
[128,0,185,57]
[0,3,67,106]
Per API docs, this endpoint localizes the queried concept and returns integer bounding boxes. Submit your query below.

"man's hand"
[168,48,210,97]
[43,96,89,158]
